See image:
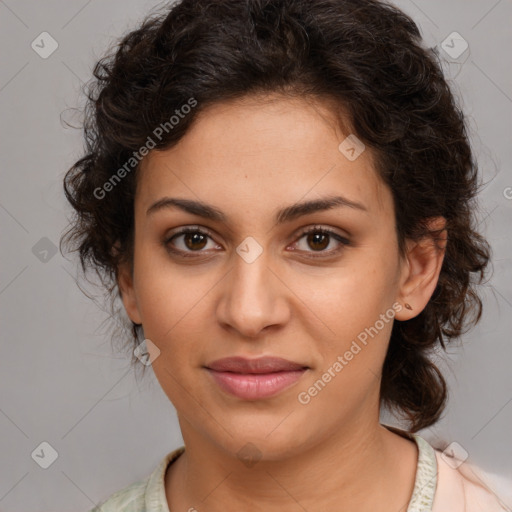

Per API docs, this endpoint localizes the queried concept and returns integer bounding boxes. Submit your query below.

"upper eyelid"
[166,224,349,249]
[298,225,349,239]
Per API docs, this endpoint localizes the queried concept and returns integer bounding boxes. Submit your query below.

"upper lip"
[205,356,308,374]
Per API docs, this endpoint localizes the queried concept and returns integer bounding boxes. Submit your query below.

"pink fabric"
[432,450,511,511]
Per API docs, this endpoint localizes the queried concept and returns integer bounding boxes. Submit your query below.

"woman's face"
[120,94,412,459]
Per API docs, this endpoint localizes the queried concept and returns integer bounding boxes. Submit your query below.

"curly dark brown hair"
[61,0,491,432]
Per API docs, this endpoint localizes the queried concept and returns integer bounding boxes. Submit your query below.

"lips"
[205,356,309,400]
[206,356,307,373]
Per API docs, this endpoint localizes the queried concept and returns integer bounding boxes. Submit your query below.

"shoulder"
[432,447,511,512]
[88,447,185,512]
[89,478,148,512]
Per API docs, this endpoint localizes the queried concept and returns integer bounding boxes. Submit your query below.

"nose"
[216,247,290,339]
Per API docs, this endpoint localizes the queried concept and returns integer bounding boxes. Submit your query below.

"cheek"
[296,274,397,418]
[305,251,399,386]
[133,260,206,352]
[313,255,398,333]
[135,268,209,406]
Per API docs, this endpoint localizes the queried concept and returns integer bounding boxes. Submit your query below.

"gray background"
[1,0,511,510]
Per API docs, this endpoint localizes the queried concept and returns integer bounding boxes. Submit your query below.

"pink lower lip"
[207,369,307,400]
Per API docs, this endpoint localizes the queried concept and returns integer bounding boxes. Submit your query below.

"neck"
[165,413,418,511]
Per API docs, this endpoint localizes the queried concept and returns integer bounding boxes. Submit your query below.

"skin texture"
[118,93,447,511]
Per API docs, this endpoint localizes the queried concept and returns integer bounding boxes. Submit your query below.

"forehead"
[136,94,391,221]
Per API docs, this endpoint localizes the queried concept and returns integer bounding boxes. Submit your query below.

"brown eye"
[306,232,330,251]
[292,226,350,258]
[164,227,219,257]
[182,232,208,251]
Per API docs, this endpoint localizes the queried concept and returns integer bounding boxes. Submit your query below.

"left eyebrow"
[275,195,368,224]
[146,195,368,225]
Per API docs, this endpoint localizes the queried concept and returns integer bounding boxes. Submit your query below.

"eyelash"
[163,225,350,259]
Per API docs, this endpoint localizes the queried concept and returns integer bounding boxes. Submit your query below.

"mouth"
[204,356,309,400]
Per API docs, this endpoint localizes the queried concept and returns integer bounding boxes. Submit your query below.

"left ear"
[394,216,447,321]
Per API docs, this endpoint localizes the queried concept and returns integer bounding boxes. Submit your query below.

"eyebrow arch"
[146,195,368,225]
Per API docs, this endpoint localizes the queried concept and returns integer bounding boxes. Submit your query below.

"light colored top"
[90,431,510,511]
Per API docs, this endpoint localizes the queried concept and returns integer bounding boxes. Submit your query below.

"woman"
[61,0,509,510]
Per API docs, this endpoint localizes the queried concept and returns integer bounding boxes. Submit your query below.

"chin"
[206,413,319,463]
